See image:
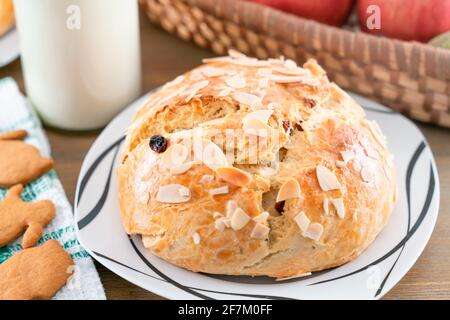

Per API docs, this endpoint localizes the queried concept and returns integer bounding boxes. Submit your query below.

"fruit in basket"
[429,31,450,50]
[247,0,355,27]
[358,0,450,42]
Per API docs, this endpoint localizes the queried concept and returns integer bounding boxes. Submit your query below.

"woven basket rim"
[184,0,449,80]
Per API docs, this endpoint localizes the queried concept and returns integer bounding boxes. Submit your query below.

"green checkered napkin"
[0,77,105,300]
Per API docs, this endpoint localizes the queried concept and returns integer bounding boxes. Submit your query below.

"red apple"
[358,0,450,42]
[247,0,355,27]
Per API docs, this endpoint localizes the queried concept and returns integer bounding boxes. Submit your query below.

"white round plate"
[0,28,20,68]
[75,90,440,300]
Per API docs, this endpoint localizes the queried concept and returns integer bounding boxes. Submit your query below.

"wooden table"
[1,14,449,300]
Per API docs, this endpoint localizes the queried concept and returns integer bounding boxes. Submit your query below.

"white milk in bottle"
[13,0,142,130]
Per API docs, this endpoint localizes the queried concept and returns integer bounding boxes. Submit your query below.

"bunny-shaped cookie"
[0,184,55,248]
[0,130,54,188]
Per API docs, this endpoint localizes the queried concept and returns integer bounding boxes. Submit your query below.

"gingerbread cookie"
[0,184,55,248]
[0,130,54,188]
[0,240,74,300]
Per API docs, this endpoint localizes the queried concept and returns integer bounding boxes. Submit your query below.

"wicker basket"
[141,0,450,128]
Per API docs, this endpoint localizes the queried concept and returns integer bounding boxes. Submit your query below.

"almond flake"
[200,67,228,78]
[336,160,346,168]
[156,184,191,203]
[209,185,229,196]
[323,198,329,215]
[170,161,194,175]
[165,75,185,88]
[360,166,373,183]
[223,218,231,228]
[184,80,209,102]
[273,67,307,76]
[228,49,248,59]
[232,58,270,67]
[270,74,320,86]
[284,59,298,68]
[192,232,201,245]
[190,73,205,81]
[268,58,285,66]
[194,140,228,170]
[178,187,190,198]
[331,198,345,219]
[200,174,214,184]
[303,223,323,241]
[232,92,262,108]
[243,119,271,137]
[217,87,234,97]
[214,217,227,231]
[268,75,306,83]
[230,208,251,231]
[340,150,355,163]
[276,178,301,202]
[242,110,273,136]
[250,223,270,239]
[213,212,223,218]
[216,166,252,187]
[294,212,310,233]
[157,85,189,106]
[368,120,386,147]
[252,88,266,100]
[162,144,189,169]
[243,110,273,124]
[226,75,246,89]
[253,211,270,223]
[226,200,238,218]
[316,165,341,191]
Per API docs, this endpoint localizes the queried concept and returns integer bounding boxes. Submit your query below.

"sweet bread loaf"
[118,50,396,279]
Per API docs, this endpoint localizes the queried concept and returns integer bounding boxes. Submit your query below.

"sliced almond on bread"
[216,167,252,187]
[162,144,188,169]
[250,223,270,239]
[156,184,191,203]
[276,178,301,202]
[330,198,345,219]
[294,211,310,233]
[230,208,251,231]
[303,223,323,241]
[316,165,341,191]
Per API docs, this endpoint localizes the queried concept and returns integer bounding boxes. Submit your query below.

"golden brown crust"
[118,52,396,279]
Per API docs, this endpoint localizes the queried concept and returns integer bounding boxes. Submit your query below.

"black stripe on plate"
[374,141,426,297]
[92,249,295,300]
[128,237,214,300]
[309,162,435,287]
[362,105,398,114]
[77,142,121,230]
[77,136,125,206]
